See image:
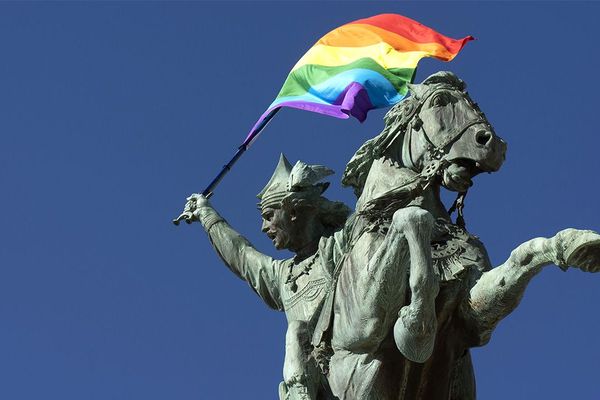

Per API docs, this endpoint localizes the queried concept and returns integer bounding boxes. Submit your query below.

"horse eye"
[431,93,449,107]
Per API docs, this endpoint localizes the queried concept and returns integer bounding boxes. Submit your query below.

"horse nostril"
[475,130,492,146]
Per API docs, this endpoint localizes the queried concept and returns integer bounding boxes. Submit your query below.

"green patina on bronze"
[178,72,600,400]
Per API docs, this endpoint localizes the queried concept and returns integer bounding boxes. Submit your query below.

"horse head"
[401,71,506,191]
[343,71,506,221]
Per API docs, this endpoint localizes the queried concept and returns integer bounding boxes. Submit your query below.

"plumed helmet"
[257,154,334,211]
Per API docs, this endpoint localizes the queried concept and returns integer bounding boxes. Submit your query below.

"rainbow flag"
[245,13,473,145]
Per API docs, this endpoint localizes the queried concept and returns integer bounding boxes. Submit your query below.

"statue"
[314,71,600,399]
[182,156,351,399]
[180,71,600,399]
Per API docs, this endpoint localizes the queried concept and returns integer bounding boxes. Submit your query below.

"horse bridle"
[403,85,492,227]
[405,85,491,160]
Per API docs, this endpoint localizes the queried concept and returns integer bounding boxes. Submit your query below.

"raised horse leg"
[391,207,440,363]
[468,228,600,344]
[328,207,440,399]
[332,207,439,361]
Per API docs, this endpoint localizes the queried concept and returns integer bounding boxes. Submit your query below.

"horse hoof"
[562,229,600,273]
[394,305,437,363]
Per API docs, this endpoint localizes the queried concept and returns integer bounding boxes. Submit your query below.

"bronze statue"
[319,71,600,399]
[180,72,600,400]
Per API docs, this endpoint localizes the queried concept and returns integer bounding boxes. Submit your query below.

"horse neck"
[419,185,452,222]
[405,125,453,221]
[355,126,451,222]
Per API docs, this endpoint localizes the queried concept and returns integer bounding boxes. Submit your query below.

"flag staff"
[173,108,280,225]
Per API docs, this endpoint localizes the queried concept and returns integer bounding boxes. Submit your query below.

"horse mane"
[341,71,466,198]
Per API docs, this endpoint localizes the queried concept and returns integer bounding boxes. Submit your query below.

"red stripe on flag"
[349,14,474,55]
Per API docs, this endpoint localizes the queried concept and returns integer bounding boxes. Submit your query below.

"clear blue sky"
[2,2,599,399]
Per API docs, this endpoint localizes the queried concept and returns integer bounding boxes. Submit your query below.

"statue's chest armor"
[281,262,332,322]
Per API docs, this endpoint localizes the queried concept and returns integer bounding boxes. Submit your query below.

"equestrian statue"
[180,71,600,399]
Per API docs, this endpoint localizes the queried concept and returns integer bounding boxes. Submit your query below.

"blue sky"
[1,2,599,399]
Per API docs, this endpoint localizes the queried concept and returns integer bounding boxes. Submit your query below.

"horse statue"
[312,71,600,400]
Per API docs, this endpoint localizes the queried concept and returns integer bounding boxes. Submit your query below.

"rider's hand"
[183,193,211,221]
[186,193,210,209]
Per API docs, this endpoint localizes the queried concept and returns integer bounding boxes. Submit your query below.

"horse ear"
[422,71,467,91]
[407,83,425,98]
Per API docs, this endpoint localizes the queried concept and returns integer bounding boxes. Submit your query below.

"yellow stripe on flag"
[292,42,434,72]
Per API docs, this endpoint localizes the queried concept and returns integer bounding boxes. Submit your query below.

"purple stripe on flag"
[334,82,373,122]
[245,83,374,146]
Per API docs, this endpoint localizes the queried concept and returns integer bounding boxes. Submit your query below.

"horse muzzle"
[446,127,507,173]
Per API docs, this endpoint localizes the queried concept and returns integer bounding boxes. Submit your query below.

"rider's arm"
[196,203,283,311]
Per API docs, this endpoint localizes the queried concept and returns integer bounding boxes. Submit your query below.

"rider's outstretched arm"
[193,196,283,311]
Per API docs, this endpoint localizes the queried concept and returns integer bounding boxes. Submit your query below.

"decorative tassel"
[448,191,468,228]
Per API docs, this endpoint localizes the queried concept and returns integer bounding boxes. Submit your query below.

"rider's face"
[261,206,292,250]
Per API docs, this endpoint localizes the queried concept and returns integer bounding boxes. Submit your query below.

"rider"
[183,154,350,400]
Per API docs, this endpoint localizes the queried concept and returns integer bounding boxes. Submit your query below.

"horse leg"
[327,208,439,398]
[328,214,414,399]
[390,207,440,363]
[332,221,410,353]
[468,228,600,344]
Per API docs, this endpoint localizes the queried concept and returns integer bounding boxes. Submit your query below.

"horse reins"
[403,86,492,227]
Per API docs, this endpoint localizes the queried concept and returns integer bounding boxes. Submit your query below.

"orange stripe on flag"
[318,24,457,61]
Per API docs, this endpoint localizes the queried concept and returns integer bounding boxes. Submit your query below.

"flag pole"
[173,108,280,225]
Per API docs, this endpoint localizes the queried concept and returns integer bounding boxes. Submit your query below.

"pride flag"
[244,13,473,145]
